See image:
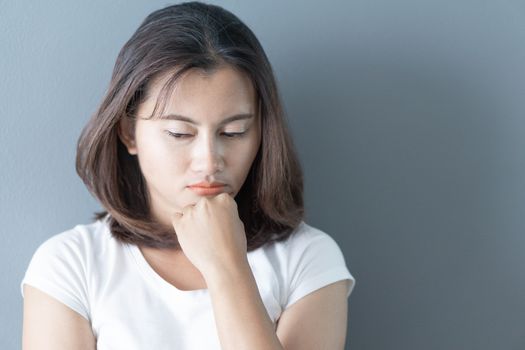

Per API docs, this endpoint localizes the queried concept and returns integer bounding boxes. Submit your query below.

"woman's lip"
[188,186,226,196]
[189,181,226,187]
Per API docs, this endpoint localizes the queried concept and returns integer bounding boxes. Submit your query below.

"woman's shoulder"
[20,217,112,322]
[259,220,347,262]
[276,220,341,249]
[259,220,355,309]
[32,216,113,259]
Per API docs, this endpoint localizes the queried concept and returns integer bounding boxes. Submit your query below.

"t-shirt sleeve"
[20,230,91,321]
[283,225,356,310]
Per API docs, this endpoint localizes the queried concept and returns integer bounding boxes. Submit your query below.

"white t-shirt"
[20,216,355,349]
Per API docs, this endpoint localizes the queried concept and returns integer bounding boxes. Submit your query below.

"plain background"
[2,0,524,349]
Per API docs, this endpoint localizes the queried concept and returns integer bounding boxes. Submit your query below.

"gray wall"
[2,0,524,349]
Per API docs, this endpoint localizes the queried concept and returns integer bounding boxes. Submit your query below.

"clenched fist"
[171,193,247,276]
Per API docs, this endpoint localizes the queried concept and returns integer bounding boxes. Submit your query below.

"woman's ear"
[118,117,138,155]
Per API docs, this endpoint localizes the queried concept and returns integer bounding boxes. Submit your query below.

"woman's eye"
[165,130,246,139]
[166,131,193,138]
[222,131,246,138]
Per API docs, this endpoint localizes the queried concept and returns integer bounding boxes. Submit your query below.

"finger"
[171,211,183,226]
[181,203,194,215]
[218,192,236,208]
[195,197,207,209]
[214,192,230,203]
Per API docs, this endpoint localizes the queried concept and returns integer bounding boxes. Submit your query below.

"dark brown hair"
[75,1,304,251]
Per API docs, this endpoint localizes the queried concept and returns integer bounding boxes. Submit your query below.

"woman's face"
[119,65,261,228]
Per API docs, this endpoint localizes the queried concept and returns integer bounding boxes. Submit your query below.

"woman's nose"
[190,134,224,175]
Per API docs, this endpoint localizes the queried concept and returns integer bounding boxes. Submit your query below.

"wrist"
[202,256,251,286]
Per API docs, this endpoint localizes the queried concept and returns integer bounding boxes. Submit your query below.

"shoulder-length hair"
[76,1,304,251]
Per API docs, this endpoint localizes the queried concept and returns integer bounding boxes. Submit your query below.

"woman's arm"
[205,258,351,350]
[205,258,285,350]
[275,279,350,350]
[22,285,96,350]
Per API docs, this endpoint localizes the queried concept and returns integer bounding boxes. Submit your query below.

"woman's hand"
[170,193,248,276]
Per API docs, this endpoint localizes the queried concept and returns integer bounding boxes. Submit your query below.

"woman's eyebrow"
[157,113,254,126]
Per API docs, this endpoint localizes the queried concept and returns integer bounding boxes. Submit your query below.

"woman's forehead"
[141,66,258,119]
[148,65,254,96]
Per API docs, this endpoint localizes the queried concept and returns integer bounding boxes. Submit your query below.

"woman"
[21,2,355,349]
